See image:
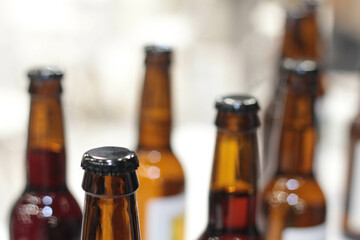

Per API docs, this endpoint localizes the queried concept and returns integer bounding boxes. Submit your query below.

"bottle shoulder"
[262,175,326,203]
[11,189,82,219]
[136,148,184,170]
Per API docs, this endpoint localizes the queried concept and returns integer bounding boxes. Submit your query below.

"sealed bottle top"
[282,58,318,74]
[281,0,320,18]
[145,45,172,64]
[81,146,139,176]
[282,58,319,94]
[27,66,64,81]
[215,94,260,131]
[215,95,260,113]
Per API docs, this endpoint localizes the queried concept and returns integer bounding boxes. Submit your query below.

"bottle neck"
[276,89,317,176]
[26,81,66,188]
[81,172,140,240]
[207,123,259,232]
[138,63,172,150]
[282,8,319,60]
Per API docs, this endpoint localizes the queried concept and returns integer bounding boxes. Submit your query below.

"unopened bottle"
[80,146,141,240]
[9,67,82,240]
[199,95,263,240]
[136,45,185,240]
[261,60,327,240]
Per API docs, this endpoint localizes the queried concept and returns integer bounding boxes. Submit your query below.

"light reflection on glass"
[286,179,299,190]
[148,150,161,163]
[25,194,41,205]
[42,196,53,205]
[147,166,160,179]
[42,206,53,217]
[25,204,39,215]
[287,193,299,206]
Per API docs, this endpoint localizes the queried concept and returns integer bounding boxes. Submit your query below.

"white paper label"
[348,141,360,230]
[146,192,185,240]
[282,224,325,240]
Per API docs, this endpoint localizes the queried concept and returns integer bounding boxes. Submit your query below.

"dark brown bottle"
[261,60,326,240]
[343,72,360,239]
[80,146,141,240]
[9,67,82,240]
[136,45,185,240]
[263,1,325,168]
[199,95,263,240]
[281,1,320,61]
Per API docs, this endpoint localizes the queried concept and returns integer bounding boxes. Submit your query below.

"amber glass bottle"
[343,75,360,239]
[281,1,320,61]
[261,60,326,240]
[263,1,324,168]
[9,67,82,240]
[80,146,141,240]
[136,45,185,240]
[199,95,263,240]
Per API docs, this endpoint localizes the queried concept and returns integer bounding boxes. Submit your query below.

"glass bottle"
[199,95,263,240]
[281,1,320,61]
[261,60,326,240]
[9,66,82,240]
[343,73,360,239]
[80,146,141,240]
[263,1,325,169]
[136,45,185,240]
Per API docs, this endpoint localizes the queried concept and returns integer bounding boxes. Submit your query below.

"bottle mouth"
[215,94,260,113]
[27,66,64,81]
[145,45,172,55]
[281,0,319,18]
[145,45,172,64]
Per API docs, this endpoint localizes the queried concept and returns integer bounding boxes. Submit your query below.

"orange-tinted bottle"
[263,1,324,168]
[199,95,263,240]
[80,146,141,240]
[136,45,185,240]
[9,67,82,240]
[343,71,360,239]
[261,60,327,240]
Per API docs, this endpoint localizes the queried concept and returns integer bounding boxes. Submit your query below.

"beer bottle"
[281,1,320,61]
[263,1,324,168]
[9,67,82,240]
[261,60,326,240]
[199,95,263,240]
[80,146,141,240]
[136,45,185,240]
[343,73,360,239]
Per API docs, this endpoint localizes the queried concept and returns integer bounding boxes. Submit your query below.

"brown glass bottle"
[261,60,326,240]
[281,1,320,61]
[343,88,360,239]
[136,45,185,240]
[9,67,82,240]
[80,146,141,240]
[263,1,324,168]
[199,95,263,240]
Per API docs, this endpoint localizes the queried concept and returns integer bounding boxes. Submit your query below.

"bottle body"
[10,186,82,240]
[136,46,185,240]
[261,62,326,240]
[199,95,263,240]
[344,112,360,239]
[262,175,326,240]
[136,149,185,240]
[9,67,82,240]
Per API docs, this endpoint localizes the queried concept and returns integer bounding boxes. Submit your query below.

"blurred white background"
[0,0,359,239]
